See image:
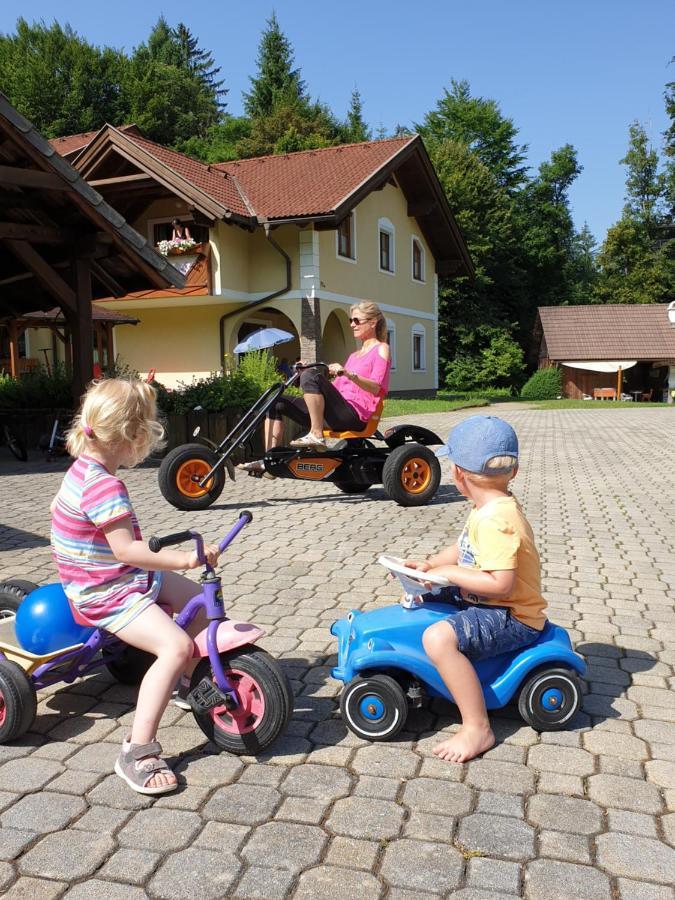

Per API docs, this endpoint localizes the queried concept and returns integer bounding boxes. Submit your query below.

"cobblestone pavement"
[0,405,674,899]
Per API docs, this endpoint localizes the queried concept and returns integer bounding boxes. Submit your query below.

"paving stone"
[202,784,280,825]
[538,830,591,864]
[645,760,675,789]
[172,752,243,786]
[456,813,535,860]
[326,796,404,839]
[350,745,420,778]
[232,865,296,899]
[18,831,115,880]
[241,822,327,872]
[97,848,161,884]
[293,865,383,900]
[527,744,595,775]
[46,769,103,795]
[280,763,351,799]
[325,836,379,870]
[598,755,645,778]
[475,791,524,818]
[0,861,13,891]
[662,812,675,846]
[63,743,118,773]
[467,857,521,895]
[379,838,463,892]
[62,880,146,899]
[0,758,62,792]
[2,877,67,899]
[71,805,130,834]
[587,774,663,813]
[194,821,250,853]
[596,832,675,883]
[607,809,659,838]
[0,792,85,834]
[275,795,327,823]
[465,759,535,794]
[148,848,241,900]
[117,808,202,851]
[401,778,473,816]
[526,794,603,834]
[582,730,649,759]
[85,774,154,810]
[524,858,611,899]
[0,829,38,861]
[616,878,675,899]
[237,763,286,786]
[353,775,401,800]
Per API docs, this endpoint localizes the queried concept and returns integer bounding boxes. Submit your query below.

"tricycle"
[330,556,586,740]
[0,512,293,752]
[157,364,443,511]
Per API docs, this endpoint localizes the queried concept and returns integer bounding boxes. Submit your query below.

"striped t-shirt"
[51,455,153,624]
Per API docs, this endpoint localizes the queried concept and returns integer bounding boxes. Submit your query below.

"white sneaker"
[290,432,327,450]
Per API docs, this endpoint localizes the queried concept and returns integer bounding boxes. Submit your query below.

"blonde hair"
[66,378,165,465]
[350,301,387,342]
[459,455,518,488]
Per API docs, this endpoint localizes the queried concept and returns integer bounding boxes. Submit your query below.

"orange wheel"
[400,457,432,494]
[176,458,213,498]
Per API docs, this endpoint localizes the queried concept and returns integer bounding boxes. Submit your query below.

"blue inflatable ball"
[15,584,95,655]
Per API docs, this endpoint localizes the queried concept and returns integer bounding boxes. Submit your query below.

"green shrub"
[520,366,562,400]
[0,363,72,410]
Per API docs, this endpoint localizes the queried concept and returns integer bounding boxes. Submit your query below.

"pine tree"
[345,89,370,143]
[243,12,306,119]
[174,23,227,110]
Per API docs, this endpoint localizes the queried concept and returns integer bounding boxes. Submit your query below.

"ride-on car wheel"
[382,443,441,507]
[334,481,371,495]
[0,659,37,742]
[340,673,408,740]
[158,443,225,511]
[103,644,154,685]
[0,581,38,618]
[190,646,293,754]
[517,667,582,731]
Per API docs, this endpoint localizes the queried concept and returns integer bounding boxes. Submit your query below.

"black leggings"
[267,368,364,432]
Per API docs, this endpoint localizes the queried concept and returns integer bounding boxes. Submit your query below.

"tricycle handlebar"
[149,511,252,566]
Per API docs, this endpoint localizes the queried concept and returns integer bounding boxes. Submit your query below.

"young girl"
[51,378,219,795]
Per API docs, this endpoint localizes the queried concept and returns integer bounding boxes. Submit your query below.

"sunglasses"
[349,316,372,325]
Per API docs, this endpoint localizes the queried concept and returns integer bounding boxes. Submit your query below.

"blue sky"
[2,1,673,243]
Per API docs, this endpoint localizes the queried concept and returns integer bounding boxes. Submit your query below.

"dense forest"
[1,15,673,391]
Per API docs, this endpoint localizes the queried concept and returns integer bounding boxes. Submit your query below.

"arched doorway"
[322,309,354,364]
[232,307,300,371]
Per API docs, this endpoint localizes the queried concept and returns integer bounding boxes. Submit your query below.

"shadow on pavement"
[0,524,50,549]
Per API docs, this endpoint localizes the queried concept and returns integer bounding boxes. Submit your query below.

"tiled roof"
[20,306,139,324]
[49,125,138,158]
[214,137,415,219]
[538,304,675,361]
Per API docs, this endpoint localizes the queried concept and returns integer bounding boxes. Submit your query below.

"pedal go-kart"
[158,364,443,511]
[331,556,586,740]
[0,512,293,752]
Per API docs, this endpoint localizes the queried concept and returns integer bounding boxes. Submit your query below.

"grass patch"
[532,399,671,409]
[382,395,490,417]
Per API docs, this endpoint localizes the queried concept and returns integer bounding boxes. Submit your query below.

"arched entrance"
[231,307,300,370]
[322,309,354,364]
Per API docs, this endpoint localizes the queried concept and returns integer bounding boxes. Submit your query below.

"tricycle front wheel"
[0,659,37,742]
[190,646,293,754]
[158,443,225,511]
[340,674,408,741]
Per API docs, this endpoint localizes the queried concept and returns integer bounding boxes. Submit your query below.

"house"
[35,125,472,393]
[533,304,675,403]
[0,95,184,400]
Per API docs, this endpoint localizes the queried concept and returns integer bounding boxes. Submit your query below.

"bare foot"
[432,723,495,763]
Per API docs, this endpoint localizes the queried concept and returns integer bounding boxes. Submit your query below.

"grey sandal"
[114,740,177,795]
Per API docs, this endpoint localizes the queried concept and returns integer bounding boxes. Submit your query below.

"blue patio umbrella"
[233,327,295,354]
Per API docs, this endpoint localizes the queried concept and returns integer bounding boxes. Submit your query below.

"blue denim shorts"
[435,586,541,661]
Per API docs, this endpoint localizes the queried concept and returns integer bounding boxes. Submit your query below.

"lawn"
[382,395,490,417]
[533,399,671,409]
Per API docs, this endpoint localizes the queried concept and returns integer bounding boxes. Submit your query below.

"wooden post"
[617,366,622,400]
[69,259,94,403]
[8,321,19,378]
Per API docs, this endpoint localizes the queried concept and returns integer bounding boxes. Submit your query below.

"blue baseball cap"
[436,415,518,473]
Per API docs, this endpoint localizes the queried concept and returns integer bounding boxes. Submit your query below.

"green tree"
[173,23,227,111]
[621,121,665,227]
[0,18,129,136]
[664,62,675,216]
[181,115,252,163]
[345,89,371,143]
[565,223,599,304]
[243,12,306,118]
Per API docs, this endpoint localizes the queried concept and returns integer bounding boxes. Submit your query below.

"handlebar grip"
[149,530,194,553]
[239,510,253,524]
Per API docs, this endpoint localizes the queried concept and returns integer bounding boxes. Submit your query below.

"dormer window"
[337,212,356,261]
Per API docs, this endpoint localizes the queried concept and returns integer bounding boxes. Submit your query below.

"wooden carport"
[0,93,184,402]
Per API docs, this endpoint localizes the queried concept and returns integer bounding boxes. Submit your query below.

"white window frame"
[378,217,396,275]
[411,235,426,283]
[336,211,357,264]
[412,323,426,372]
[386,318,397,371]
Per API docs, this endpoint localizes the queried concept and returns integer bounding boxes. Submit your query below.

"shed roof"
[537,304,675,361]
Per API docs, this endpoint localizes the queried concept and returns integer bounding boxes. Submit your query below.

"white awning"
[562,360,638,373]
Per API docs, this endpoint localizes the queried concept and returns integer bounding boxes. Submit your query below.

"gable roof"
[49,124,140,159]
[0,94,184,317]
[67,126,473,277]
[537,304,675,361]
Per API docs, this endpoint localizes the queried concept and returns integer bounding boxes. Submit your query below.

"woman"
[171,218,192,242]
[267,300,391,450]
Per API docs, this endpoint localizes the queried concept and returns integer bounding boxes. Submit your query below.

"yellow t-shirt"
[457,494,547,630]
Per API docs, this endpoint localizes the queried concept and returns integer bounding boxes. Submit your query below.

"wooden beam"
[91,260,124,296]
[70,259,94,401]
[0,164,74,191]
[5,240,77,313]
[0,222,74,243]
[88,172,155,189]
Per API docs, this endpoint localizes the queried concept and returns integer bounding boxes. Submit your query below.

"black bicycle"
[0,417,27,462]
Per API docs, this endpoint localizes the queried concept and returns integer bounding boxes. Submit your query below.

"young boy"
[405,415,547,763]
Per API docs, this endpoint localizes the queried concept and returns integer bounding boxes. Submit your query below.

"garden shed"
[533,304,675,402]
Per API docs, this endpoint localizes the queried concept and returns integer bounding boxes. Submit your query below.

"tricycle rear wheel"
[0,581,38,618]
[103,644,154,685]
[158,443,225,511]
[190,646,293,754]
[517,666,582,731]
[340,674,408,740]
[0,659,37,742]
